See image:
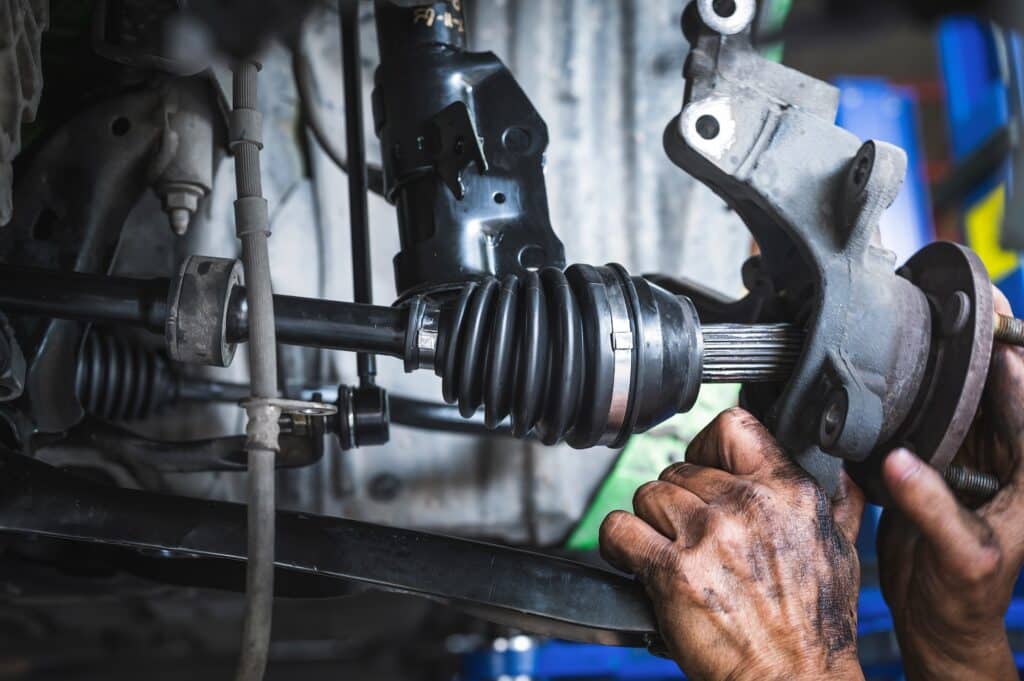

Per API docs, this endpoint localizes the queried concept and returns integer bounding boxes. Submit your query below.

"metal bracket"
[431,101,489,200]
[664,5,957,493]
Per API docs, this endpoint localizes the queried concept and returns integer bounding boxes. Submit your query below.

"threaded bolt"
[944,464,1000,499]
[995,313,1024,346]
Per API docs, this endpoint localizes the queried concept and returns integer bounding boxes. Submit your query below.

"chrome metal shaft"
[701,324,804,384]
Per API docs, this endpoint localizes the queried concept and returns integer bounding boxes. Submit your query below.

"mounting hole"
[822,404,843,439]
[697,0,755,35]
[696,115,721,140]
[818,389,849,449]
[493,192,507,205]
[518,245,546,272]
[110,117,132,137]
[712,0,737,17]
[852,155,871,187]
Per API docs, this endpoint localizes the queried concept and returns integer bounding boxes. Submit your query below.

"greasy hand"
[878,288,1024,681]
[600,409,866,681]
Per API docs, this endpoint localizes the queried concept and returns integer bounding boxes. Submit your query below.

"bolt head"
[501,126,532,154]
[162,187,203,236]
[941,291,972,337]
[169,208,191,235]
[163,189,201,212]
[819,389,849,450]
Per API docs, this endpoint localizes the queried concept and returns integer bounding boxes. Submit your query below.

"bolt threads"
[995,313,1024,346]
[701,324,804,383]
[944,465,1000,499]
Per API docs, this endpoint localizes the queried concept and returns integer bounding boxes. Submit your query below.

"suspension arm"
[0,449,660,648]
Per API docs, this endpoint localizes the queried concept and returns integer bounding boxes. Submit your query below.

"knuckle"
[599,510,632,542]
[684,506,714,545]
[711,408,753,438]
[725,479,768,513]
[795,474,822,497]
[632,481,664,512]
[702,505,729,530]
[713,408,780,463]
[721,406,753,420]
[961,545,1002,584]
[777,468,820,498]
[660,461,695,482]
[640,542,684,582]
[704,508,748,547]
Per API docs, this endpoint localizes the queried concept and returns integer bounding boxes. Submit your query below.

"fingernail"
[886,448,921,483]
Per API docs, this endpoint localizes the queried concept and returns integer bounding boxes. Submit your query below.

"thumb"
[884,449,999,578]
[988,286,1024,468]
[832,470,866,546]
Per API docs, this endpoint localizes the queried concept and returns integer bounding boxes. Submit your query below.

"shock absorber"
[372,0,566,298]
[405,264,803,449]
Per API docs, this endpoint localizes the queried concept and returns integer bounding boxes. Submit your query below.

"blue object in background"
[939,16,1024,313]
[461,638,681,681]
[939,18,1012,163]
[462,603,1024,681]
[835,77,936,263]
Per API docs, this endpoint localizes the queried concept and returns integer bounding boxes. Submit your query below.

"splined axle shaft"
[702,324,804,384]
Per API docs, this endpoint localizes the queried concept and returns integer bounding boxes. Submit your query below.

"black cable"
[294,11,386,196]
[389,394,516,438]
[932,123,1015,212]
[340,0,377,387]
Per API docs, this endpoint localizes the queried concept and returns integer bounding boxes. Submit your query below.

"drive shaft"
[702,324,804,384]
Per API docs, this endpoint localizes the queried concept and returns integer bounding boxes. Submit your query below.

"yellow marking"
[413,8,436,26]
[966,185,1019,281]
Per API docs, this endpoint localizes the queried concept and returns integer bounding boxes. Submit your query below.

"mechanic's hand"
[878,288,1024,681]
[600,408,866,681]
